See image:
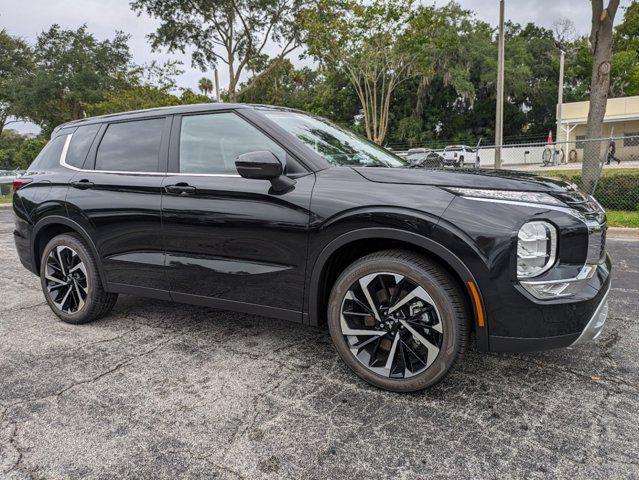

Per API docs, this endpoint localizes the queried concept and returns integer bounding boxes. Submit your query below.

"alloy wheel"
[44,246,88,314]
[340,272,443,379]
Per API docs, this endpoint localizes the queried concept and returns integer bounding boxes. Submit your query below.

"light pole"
[494,0,505,169]
[214,68,221,103]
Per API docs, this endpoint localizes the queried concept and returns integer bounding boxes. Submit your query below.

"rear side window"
[179,112,287,175]
[95,118,164,172]
[66,124,101,168]
[29,135,67,171]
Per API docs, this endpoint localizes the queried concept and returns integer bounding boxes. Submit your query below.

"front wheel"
[40,233,118,324]
[327,250,469,392]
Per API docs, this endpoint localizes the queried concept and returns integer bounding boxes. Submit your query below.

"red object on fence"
[547,130,553,143]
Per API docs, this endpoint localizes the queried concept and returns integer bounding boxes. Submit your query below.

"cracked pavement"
[0,208,637,479]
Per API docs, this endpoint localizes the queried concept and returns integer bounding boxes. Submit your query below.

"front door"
[161,111,314,321]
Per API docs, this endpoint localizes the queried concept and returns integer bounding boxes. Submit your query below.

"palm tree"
[198,77,213,96]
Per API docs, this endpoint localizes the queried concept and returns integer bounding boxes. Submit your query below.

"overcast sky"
[2,0,632,134]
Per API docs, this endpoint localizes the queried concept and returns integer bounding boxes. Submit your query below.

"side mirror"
[235,151,296,193]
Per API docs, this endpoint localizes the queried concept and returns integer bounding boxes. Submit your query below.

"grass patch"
[0,196,12,204]
[607,210,639,228]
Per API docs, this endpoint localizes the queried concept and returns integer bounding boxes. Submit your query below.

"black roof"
[55,103,291,132]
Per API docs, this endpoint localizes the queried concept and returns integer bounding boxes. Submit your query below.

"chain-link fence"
[395,136,639,213]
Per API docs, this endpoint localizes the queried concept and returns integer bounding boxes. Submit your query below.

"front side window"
[262,110,407,168]
[28,134,67,171]
[95,118,164,172]
[179,112,287,175]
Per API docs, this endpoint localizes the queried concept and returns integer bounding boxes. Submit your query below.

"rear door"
[161,110,315,320]
[65,116,171,296]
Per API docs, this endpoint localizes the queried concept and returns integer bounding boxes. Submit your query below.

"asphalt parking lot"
[0,208,637,480]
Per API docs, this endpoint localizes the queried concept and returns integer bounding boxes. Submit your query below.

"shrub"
[541,171,639,211]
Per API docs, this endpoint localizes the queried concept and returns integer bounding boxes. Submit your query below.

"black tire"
[327,250,469,392]
[40,233,118,324]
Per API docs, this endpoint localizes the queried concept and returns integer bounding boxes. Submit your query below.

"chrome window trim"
[59,133,73,167]
[168,173,241,178]
[59,131,241,178]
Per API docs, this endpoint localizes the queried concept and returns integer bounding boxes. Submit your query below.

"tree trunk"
[582,0,620,193]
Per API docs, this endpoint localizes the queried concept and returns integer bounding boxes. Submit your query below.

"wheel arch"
[307,227,489,351]
[31,215,107,287]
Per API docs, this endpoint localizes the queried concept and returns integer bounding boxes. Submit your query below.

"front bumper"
[571,283,610,346]
[489,254,611,353]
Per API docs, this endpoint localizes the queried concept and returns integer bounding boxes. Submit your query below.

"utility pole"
[552,47,565,165]
[214,68,221,103]
[494,0,505,169]
[556,48,565,142]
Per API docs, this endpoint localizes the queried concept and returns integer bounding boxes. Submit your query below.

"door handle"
[71,179,94,190]
[165,183,196,195]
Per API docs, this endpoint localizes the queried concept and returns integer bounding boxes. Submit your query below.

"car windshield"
[262,110,407,168]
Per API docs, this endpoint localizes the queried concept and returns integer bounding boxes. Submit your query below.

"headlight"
[517,221,557,278]
[447,188,565,207]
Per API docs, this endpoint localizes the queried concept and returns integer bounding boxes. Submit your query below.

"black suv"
[13,104,611,392]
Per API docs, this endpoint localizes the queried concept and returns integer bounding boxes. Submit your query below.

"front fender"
[305,219,490,351]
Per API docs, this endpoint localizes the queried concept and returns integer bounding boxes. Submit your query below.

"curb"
[607,227,639,241]
[0,203,12,209]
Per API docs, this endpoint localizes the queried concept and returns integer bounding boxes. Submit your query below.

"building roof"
[560,95,639,125]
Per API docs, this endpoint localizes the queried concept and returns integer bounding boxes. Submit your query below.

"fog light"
[520,264,598,299]
[517,221,557,278]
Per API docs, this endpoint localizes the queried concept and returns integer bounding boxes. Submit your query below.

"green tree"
[0,130,46,170]
[131,0,305,101]
[198,77,213,96]
[0,30,33,136]
[179,88,211,104]
[300,0,416,144]
[14,138,47,169]
[87,84,181,116]
[10,25,132,135]
[87,61,188,116]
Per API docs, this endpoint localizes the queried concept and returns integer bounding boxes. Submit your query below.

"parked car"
[13,104,610,392]
[406,148,443,167]
[441,145,480,168]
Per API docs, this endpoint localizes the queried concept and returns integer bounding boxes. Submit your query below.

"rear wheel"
[327,250,469,392]
[40,233,118,324]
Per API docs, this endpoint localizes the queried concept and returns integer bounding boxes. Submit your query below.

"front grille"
[587,224,606,264]
[553,188,607,263]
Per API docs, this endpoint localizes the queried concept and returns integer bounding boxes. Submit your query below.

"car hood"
[352,167,575,193]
